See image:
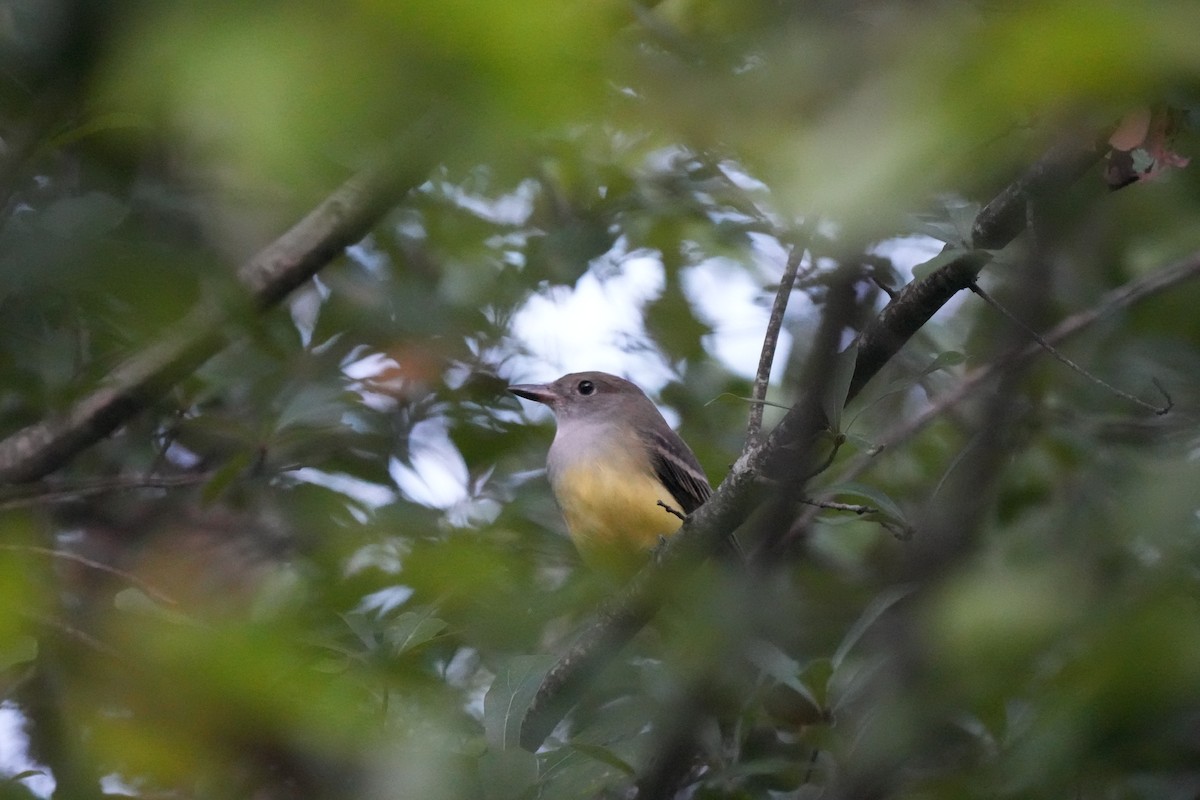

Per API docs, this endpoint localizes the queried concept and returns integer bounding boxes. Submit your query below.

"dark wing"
[645,428,711,514]
[645,427,746,562]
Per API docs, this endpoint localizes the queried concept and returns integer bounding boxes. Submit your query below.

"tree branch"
[971,132,1111,250]
[0,125,440,485]
[0,472,213,510]
[847,132,1110,403]
[0,544,177,606]
[848,250,993,402]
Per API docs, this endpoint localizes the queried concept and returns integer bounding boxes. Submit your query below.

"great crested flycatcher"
[509,371,713,572]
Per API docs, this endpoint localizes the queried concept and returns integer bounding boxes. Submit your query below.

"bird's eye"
[577,380,595,396]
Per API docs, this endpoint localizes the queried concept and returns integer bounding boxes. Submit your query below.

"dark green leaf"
[821,344,859,431]
[563,741,636,776]
[483,655,555,751]
[478,748,539,800]
[384,609,449,656]
[39,192,129,238]
[0,634,38,670]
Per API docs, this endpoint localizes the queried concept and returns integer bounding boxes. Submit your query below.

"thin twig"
[969,282,1171,415]
[800,498,876,515]
[748,243,807,440]
[0,472,211,510]
[805,433,844,480]
[0,544,177,606]
[847,133,1111,405]
[657,500,686,521]
[22,611,124,660]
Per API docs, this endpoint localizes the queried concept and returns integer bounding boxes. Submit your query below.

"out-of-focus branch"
[0,472,212,510]
[0,125,440,485]
[2,544,177,605]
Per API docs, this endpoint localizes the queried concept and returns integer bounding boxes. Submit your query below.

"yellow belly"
[551,463,683,571]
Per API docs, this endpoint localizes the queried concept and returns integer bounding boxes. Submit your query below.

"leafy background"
[2,1,1200,798]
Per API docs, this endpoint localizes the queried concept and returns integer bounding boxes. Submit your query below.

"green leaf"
[947,201,983,245]
[9,769,46,783]
[39,111,147,153]
[113,588,196,626]
[275,384,351,432]
[564,741,636,776]
[384,609,449,656]
[822,344,859,431]
[801,658,834,708]
[922,350,966,374]
[478,748,539,800]
[746,640,821,709]
[823,481,909,527]
[484,655,555,751]
[338,611,379,650]
[841,432,881,455]
[39,191,129,239]
[200,450,255,504]
[910,248,963,281]
[0,634,38,670]
[832,585,915,669]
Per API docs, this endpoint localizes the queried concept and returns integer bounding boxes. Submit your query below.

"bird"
[509,371,715,573]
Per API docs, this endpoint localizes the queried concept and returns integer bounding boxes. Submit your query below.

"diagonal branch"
[0,125,440,485]
[971,132,1111,250]
[846,132,1109,403]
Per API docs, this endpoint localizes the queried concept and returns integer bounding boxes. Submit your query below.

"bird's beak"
[508,383,556,406]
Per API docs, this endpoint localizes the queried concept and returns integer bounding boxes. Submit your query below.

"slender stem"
[969,282,1171,414]
[747,243,806,440]
[0,545,177,606]
[0,472,211,510]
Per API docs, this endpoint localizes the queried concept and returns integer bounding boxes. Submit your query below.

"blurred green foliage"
[1,1,1200,798]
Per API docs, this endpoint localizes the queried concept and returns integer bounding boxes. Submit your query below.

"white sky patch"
[509,251,674,390]
[718,160,769,193]
[288,276,328,348]
[0,703,52,797]
[390,418,470,509]
[440,178,538,226]
[356,585,415,615]
[343,349,394,381]
[683,254,807,381]
[873,234,945,282]
[290,467,396,511]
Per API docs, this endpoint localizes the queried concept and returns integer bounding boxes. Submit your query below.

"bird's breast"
[546,434,683,570]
